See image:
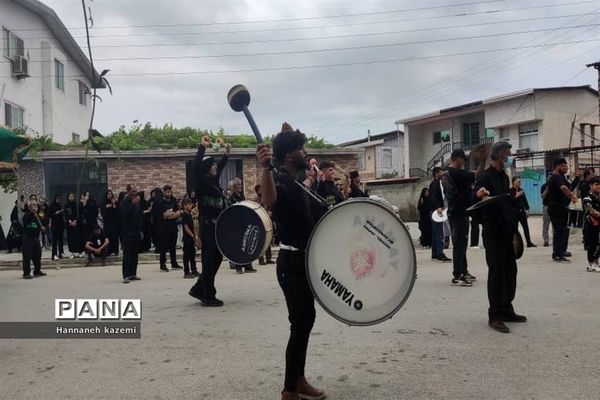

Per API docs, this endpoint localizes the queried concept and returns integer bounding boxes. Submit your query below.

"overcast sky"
[38,0,600,143]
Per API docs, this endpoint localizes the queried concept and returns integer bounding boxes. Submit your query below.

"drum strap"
[279,243,301,252]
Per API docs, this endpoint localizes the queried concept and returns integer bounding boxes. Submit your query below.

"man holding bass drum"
[257,122,328,400]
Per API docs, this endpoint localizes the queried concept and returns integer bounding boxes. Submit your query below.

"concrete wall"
[366,179,431,222]
[485,95,536,129]
[0,189,15,234]
[0,0,92,143]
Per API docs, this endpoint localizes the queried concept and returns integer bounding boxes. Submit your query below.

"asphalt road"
[1,217,599,399]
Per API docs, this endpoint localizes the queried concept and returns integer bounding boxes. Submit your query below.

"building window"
[55,60,64,90]
[499,127,510,142]
[78,81,89,106]
[2,27,24,59]
[462,122,480,148]
[382,148,393,168]
[518,122,539,151]
[433,130,450,144]
[4,102,24,130]
[72,133,80,143]
[44,161,108,204]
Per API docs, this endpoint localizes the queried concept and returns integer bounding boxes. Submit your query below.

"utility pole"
[586,61,600,167]
[395,121,402,177]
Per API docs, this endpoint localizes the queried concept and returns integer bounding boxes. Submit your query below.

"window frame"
[78,81,89,106]
[4,101,25,130]
[55,59,65,91]
[382,148,393,169]
[518,122,539,151]
[3,27,24,60]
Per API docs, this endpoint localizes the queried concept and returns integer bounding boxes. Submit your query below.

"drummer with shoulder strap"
[257,122,327,400]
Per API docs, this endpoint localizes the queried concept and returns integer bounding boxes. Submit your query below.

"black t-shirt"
[579,180,591,202]
[316,180,344,206]
[160,197,179,232]
[272,170,328,249]
[48,202,65,227]
[446,167,475,217]
[87,230,107,249]
[546,173,570,209]
[119,197,142,239]
[348,184,368,198]
[22,212,41,239]
[510,187,530,212]
[181,211,195,242]
[474,166,516,243]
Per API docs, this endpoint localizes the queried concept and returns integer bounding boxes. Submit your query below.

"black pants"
[483,236,517,321]
[470,219,480,247]
[584,224,600,263]
[549,207,569,258]
[516,211,533,245]
[51,226,64,258]
[22,235,42,276]
[449,215,469,279]
[183,239,197,274]
[122,236,140,279]
[191,223,223,300]
[87,247,108,261]
[277,249,316,392]
[159,230,178,267]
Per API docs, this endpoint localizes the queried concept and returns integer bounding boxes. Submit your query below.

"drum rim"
[305,198,417,326]
[215,200,273,265]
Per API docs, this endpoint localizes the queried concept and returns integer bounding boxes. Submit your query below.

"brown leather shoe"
[281,390,300,400]
[489,320,510,333]
[297,377,326,400]
[502,313,527,323]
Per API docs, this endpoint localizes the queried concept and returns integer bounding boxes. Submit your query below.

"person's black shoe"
[128,276,141,281]
[266,259,275,264]
[553,256,570,262]
[245,267,257,273]
[171,264,183,269]
[502,313,527,323]
[464,272,477,281]
[527,243,537,248]
[160,265,169,272]
[188,289,204,301]
[201,298,224,307]
[33,271,47,277]
[439,255,452,262]
[122,278,130,284]
[23,274,33,279]
[563,251,572,257]
[543,241,549,247]
[191,271,199,277]
[236,268,244,274]
[489,320,510,333]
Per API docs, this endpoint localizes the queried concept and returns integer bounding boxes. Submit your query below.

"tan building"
[339,130,405,180]
[398,86,599,178]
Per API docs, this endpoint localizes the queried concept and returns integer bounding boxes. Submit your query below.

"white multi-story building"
[1,0,104,144]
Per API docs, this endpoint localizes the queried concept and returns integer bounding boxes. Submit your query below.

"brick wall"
[108,158,188,197]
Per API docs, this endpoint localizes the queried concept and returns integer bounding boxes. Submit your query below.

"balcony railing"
[424,136,495,173]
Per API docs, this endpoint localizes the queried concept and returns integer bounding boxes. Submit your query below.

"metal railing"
[409,168,428,178]
[424,137,495,173]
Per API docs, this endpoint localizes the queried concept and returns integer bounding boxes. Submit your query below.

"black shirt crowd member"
[474,141,525,334]
[64,192,83,257]
[48,194,65,259]
[181,198,198,278]
[257,122,328,400]
[101,190,119,256]
[510,176,535,247]
[316,161,345,206]
[120,185,143,283]
[348,170,368,198]
[84,226,109,265]
[546,158,577,261]
[158,185,182,272]
[21,202,46,279]
[188,137,230,307]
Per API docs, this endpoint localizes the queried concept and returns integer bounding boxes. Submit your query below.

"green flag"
[0,127,31,167]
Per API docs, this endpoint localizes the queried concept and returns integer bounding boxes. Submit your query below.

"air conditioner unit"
[12,55,29,78]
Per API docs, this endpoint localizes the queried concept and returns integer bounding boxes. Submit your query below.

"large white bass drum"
[306,198,416,326]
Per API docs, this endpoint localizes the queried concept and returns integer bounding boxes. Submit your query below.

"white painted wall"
[0,189,15,235]
[0,0,92,144]
[485,95,536,129]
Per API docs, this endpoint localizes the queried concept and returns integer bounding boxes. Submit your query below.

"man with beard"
[158,185,182,272]
[257,122,328,400]
[188,137,231,307]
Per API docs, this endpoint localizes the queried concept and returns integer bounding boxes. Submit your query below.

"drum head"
[306,199,416,326]
[216,203,269,265]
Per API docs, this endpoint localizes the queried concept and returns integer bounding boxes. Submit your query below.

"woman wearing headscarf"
[65,192,83,258]
[139,191,153,253]
[101,190,119,256]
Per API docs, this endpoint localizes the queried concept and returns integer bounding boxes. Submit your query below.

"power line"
[5,37,599,79]
[15,11,600,49]
[7,23,600,63]
[8,0,507,32]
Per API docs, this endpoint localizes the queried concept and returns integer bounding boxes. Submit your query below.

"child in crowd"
[582,176,600,272]
[181,198,198,279]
